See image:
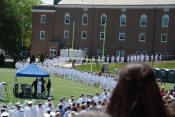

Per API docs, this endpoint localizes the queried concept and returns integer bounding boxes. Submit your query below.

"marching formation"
[15,59,117,91]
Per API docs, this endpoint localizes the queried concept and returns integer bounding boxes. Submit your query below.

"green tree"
[0,54,5,67]
[0,0,41,62]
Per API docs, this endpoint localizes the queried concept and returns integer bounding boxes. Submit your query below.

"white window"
[100,32,104,40]
[81,31,87,39]
[64,13,70,24]
[161,34,168,42]
[162,15,169,27]
[40,31,45,40]
[64,30,69,38]
[121,8,127,12]
[163,8,169,12]
[139,33,146,42]
[120,14,126,26]
[116,50,125,57]
[82,13,88,25]
[140,15,147,27]
[119,33,125,40]
[40,15,46,23]
[101,14,107,25]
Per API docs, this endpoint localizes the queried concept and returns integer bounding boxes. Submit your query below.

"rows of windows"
[61,13,169,27]
[39,30,168,43]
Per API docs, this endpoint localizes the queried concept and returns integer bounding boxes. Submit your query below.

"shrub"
[0,54,5,67]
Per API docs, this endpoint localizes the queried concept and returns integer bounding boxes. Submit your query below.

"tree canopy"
[0,0,41,58]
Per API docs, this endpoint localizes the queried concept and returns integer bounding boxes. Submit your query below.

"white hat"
[1,112,9,117]
[43,113,50,117]
[27,101,33,104]
[50,112,56,116]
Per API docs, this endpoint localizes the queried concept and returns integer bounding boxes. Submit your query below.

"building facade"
[31,0,175,59]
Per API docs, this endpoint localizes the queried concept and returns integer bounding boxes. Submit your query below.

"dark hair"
[106,63,168,117]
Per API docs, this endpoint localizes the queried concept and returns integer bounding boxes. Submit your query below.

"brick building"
[31,0,175,59]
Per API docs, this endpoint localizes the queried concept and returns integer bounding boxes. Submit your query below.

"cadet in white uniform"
[37,79,42,96]
[0,82,6,100]
[36,101,44,117]
[12,104,24,117]
[24,101,37,117]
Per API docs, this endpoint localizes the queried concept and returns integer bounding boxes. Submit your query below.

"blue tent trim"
[16,63,50,77]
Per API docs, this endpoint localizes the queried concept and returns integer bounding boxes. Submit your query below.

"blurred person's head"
[106,63,168,117]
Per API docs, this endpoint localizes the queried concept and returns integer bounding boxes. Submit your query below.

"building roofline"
[55,4,175,8]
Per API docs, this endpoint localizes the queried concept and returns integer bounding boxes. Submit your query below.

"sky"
[41,0,53,4]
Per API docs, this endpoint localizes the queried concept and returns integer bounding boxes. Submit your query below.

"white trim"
[139,33,146,42]
[81,31,87,39]
[32,9,56,12]
[120,14,126,27]
[161,15,169,27]
[40,31,45,40]
[64,30,69,38]
[161,34,168,43]
[82,13,88,25]
[101,14,107,26]
[119,33,125,41]
[140,14,147,27]
[100,32,104,40]
[64,13,70,24]
[40,15,46,24]
[55,4,175,9]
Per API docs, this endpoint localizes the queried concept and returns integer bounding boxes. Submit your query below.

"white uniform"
[36,106,44,117]
[37,81,42,94]
[24,106,37,117]
[12,109,24,117]
[0,83,5,100]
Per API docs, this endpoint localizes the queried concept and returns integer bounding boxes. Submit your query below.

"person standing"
[37,79,42,97]
[32,78,38,97]
[47,79,51,97]
[12,104,24,117]
[0,82,6,100]
[24,101,37,117]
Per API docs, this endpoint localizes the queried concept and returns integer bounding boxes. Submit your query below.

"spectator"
[106,63,169,117]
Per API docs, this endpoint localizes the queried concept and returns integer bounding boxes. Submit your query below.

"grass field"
[0,68,102,106]
[0,61,175,107]
[76,61,175,74]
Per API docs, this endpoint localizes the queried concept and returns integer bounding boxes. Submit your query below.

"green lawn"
[76,61,175,74]
[0,65,174,107]
[0,68,102,106]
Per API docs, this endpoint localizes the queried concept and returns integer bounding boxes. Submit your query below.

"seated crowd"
[2,63,175,117]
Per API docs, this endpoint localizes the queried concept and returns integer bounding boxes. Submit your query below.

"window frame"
[162,15,169,27]
[82,13,88,25]
[64,30,69,38]
[101,14,107,26]
[161,34,168,43]
[120,14,126,27]
[40,15,46,24]
[119,33,125,41]
[40,31,45,40]
[64,13,70,24]
[100,32,104,40]
[140,14,147,27]
[139,33,146,42]
[81,31,87,39]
